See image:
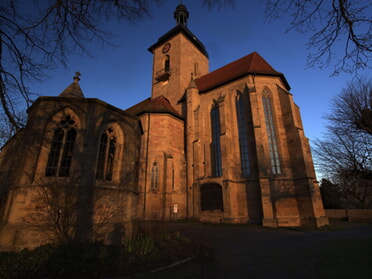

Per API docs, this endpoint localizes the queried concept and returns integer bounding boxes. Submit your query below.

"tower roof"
[59,72,85,98]
[174,3,189,25]
[195,51,290,92]
[148,24,208,58]
[148,5,208,58]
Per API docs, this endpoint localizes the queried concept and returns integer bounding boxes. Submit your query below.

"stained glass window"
[96,127,116,181]
[262,91,281,174]
[151,162,159,189]
[45,115,76,177]
[236,95,250,176]
[96,134,108,179]
[59,129,76,177]
[45,129,64,176]
[211,105,222,177]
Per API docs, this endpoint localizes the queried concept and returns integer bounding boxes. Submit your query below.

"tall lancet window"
[236,94,250,176]
[262,90,281,174]
[164,55,170,72]
[211,104,222,177]
[151,162,159,189]
[45,115,77,177]
[96,126,116,181]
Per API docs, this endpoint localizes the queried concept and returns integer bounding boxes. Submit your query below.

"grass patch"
[0,237,198,279]
[0,243,119,279]
[0,221,201,279]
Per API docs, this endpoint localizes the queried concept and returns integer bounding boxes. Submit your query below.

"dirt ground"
[127,221,372,279]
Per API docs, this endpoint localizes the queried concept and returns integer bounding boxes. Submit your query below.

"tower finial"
[174,3,189,26]
[73,71,81,83]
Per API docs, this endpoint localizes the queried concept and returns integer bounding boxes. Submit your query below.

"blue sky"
[32,1,371,148]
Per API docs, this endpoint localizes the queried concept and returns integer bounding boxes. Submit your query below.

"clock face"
[162,43,171,54]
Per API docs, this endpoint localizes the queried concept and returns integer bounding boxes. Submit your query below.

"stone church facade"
[0,4,328,251]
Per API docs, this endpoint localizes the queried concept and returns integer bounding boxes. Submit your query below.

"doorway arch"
[200,183,224,211]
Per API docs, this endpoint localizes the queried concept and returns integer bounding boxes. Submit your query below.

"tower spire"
[59,71,84,98]
[174,3,189,26]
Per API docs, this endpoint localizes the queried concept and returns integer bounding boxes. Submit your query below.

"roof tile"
[126,96,182,119]
[195,51,290,92]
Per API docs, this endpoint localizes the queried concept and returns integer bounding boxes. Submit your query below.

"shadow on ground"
[125,221,372,279]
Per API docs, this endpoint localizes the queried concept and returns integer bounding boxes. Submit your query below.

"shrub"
[0,222,197,278]
[0,243,121,279]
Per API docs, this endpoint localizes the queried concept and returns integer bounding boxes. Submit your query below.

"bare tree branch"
[314,78,372,209]
[327,78,372,135]
[264,0,371,75]
[0,0,234,140]
[202,0,235,9]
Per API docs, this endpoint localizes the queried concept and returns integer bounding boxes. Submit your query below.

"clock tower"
[148,4,209,114]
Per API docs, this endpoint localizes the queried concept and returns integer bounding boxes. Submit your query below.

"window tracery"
[151,161,159,189]
[45,115,77,177]
[236,93,251,176]
[211,103,222,177]
[262,90,281,174]
[96,126,117,181]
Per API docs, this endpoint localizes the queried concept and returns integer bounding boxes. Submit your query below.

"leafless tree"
[327,78,372,135]
[25,177,124,244]
[0,0,233,135]
[313,79,372,208]
[314,129,372,208]
[25,179,80,244]
[0,110,26,147]
[265,0,371,75]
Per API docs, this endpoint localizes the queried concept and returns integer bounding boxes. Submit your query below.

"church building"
[0,4,328,251]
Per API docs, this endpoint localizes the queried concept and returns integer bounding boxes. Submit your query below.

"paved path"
[165,222,372,279]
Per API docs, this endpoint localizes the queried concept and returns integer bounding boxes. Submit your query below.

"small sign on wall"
[173,203,179,214]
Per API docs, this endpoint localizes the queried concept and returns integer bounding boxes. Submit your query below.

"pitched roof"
[125,96,183,119]
[148,24,208,58]
[195,51,290,92]
[59,80,84,98]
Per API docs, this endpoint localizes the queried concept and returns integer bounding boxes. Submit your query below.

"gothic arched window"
[262,90,281,174]
[211,104,222,177]
[151,162,159,189]
[45,115,77,177]
[96,126,117,181]
[236,94,251,176]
